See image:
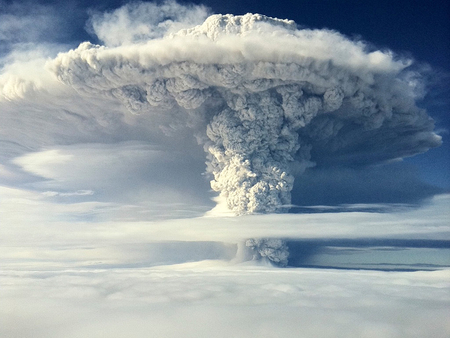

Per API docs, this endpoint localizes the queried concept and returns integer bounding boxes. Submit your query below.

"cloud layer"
[1,261,449,338]
[1,185,449,337]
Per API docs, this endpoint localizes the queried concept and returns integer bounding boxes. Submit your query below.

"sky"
[1,0,449,337]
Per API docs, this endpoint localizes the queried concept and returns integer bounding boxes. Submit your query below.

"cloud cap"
[50,12,442,214]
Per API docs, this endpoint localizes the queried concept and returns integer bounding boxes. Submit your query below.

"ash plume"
[50,9,441,215]
[245,238,289,267]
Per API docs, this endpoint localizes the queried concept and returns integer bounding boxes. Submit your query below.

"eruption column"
[51,12,441,215]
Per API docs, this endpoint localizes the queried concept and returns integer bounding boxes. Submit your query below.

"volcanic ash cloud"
[50,12,441,215]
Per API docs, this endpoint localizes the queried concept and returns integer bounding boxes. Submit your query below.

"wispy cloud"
[42,189,95,197]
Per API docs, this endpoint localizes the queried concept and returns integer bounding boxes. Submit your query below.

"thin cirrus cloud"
[87,0,211,46]
[11,141,213,209]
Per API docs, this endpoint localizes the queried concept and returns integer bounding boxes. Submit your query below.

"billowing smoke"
[245,238,289,267]
[49,9,441,215]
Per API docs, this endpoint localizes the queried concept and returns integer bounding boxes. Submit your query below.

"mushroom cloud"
[50,8,441,215]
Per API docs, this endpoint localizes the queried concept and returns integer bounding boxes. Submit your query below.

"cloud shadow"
[290,162,444,210]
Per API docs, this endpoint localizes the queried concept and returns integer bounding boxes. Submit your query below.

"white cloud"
[1,189,448,337]
[1,182,448,249]
[0,262,449,338]
[12,141,212,207]
[88,0,210,47]
[42,190,95,197]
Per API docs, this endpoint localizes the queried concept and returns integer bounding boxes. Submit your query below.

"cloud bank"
[1,263,449,338]
[49,9,441,214]
[1,190,449,336]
